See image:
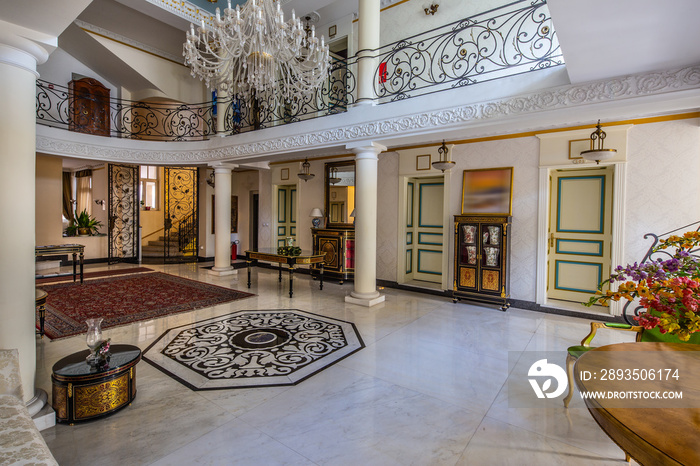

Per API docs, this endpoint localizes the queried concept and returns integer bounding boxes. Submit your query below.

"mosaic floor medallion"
[142,309,364,390]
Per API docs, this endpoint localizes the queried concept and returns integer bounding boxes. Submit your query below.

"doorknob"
[549,233,556,248]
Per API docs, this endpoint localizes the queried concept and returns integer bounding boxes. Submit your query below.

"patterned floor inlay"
[142,309,364,390]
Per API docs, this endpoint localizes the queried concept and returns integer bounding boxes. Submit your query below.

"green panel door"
[276,185,296,247]
[548,166,613,303]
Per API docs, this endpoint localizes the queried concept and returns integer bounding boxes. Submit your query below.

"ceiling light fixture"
[328,167,341,185]
[298,158,315,182]
[580,120,617,164]
[184,0,330,103]
[432,140,455,172]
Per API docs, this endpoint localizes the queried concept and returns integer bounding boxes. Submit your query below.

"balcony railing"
[373,0,562,102]
[35,0,561,141]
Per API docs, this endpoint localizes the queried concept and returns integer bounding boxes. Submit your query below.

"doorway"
[275,185,297,247]
[107,163,139,264]
[547,166,613,305]
[403,176,444,285]
[163,166,198,263]
[250,191,259,251]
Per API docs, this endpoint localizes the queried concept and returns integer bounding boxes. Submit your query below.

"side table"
[35,289,48,337]
[51,344,141,424]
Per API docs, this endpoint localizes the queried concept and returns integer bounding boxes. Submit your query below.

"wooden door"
[276,185,296,247]
[548,166,613,303]
[406,177,444,283]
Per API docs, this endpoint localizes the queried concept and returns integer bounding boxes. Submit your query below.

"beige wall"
[35,154,63,246]
[35,155,108,260]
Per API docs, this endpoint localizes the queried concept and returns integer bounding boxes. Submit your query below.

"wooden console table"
[245,249,324,298]
[575,342,700,465]
[35,244,85,283]
[51,344,141,424]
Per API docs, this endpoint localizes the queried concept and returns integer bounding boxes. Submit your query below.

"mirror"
[324,160,355,228]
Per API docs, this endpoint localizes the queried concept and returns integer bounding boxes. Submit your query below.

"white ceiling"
[549,0,700,83]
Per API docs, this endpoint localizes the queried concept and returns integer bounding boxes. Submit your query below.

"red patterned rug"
[37,272,254,339]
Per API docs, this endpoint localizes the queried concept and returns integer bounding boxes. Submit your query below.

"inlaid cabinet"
[453,214,512,310]
[311,228,354,283]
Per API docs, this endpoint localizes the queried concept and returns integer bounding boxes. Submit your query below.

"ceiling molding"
[36,65,700,165]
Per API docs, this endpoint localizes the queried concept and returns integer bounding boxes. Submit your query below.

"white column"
[345,142,386,307]
[0,31,49,411]
[208,163,238,276]
[357,0,381,104]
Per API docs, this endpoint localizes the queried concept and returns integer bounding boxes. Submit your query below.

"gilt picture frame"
[461,167,513,215]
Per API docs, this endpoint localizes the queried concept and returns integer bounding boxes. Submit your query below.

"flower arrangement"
[585,231,700,341]
[277,246,301,256]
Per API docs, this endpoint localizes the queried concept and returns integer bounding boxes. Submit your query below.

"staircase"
[141,232,187,261]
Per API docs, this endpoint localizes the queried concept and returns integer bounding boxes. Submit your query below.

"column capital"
[0,23,55,75]
[209,162,238,173]
[346,141,387,158]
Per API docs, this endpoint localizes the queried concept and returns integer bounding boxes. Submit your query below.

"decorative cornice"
[74,20,182,64]
[36,65,700,164]
[144,0,214,26]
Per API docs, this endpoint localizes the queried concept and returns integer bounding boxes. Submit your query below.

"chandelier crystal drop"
[183,0,330,102]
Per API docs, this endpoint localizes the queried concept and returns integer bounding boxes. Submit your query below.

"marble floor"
[36,262,637,465]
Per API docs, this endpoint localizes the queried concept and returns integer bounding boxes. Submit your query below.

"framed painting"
[211,195,239,234]
[569,139,591,160]
[416,154,431,171]
[461,167,513,215]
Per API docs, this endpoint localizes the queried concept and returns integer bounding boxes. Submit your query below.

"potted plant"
[66,209,103,236]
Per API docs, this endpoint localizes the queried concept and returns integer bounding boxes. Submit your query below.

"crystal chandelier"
[183,0,330,102]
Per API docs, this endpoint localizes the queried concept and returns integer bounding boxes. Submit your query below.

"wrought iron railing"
[223,57,356,134]
[373,0,562,102]
[35,0,562,139]
[622,221,700,324]
[178,212,198,256]
[36,80,216,141]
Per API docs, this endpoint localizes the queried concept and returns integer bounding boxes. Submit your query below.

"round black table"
[51,344,141,424]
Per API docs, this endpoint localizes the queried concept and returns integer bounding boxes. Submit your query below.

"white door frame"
[536,162,626,316]
[396,173,451,290]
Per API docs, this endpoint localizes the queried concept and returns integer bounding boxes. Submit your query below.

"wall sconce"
[310,208,324,228]
[94,199,106,210]
[424,4,439,15]
[297,158,315,182]
[432,140,455,172]
[206,170,215,188]
[580,120,617,164]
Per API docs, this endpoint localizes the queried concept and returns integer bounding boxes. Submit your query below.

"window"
[75,169,93,216]
[139,166,159,210]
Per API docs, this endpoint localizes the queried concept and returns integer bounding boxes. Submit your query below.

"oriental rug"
[37,272,254,340]
[143,309,364,390]
[36,267,153,284]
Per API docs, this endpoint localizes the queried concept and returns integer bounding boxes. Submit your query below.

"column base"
[27,388,55,431]
[208,267,238,276]
[345,291,385,307]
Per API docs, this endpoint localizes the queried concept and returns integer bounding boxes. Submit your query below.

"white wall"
[623,118,700,263]
[37,48,120,98]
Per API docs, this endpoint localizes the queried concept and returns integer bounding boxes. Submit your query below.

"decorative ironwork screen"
[164,167,199,262]
[108,164,139,264]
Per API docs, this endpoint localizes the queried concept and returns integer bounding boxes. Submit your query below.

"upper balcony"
[33,0,700,166]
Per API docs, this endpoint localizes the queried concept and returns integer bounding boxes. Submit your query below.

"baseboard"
[377,280,623,323]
